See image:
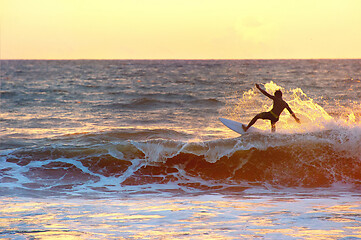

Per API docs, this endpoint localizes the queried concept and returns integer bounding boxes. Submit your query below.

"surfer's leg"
[270,118,279,132]
[244,113,262,131]
[271,122,276,132]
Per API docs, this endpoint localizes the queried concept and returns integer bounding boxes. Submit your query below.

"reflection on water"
[1,193,361,239]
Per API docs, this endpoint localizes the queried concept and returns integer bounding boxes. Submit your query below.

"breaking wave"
[1,125,360,196]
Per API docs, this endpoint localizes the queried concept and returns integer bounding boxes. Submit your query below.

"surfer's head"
[274,90,282,98]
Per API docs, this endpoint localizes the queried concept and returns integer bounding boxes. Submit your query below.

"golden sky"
[1,0,360,59]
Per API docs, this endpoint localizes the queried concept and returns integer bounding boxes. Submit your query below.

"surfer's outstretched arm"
[256,84,274,99]
[286,105,301,123]
[292,112,301,123]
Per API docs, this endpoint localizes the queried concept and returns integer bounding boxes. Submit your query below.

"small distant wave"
[190,98,224,107]
[0,91,17,98]
[99,97,224,110]
[131,98,177,107]
[99,98,181,110]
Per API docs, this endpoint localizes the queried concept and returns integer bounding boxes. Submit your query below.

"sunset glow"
[1,0,361,59]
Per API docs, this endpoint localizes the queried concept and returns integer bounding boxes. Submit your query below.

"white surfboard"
[219,117,261,134]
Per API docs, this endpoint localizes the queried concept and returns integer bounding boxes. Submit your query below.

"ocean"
[1,59,361,239]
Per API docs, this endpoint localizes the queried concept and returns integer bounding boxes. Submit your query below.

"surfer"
[242,84,300,132]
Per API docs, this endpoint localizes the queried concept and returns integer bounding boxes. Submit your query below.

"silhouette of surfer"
[242,84,300,132]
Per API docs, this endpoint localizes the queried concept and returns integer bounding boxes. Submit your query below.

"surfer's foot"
[242,124,248,132]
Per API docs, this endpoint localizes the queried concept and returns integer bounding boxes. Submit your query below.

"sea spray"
[222,81,360,133]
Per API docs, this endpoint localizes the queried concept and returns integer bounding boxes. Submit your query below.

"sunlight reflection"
[1,196,361,239]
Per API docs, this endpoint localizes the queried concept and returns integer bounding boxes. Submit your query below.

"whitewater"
[1,60,361,239]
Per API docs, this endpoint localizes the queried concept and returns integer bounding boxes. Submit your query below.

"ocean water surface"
[1,60,361,239]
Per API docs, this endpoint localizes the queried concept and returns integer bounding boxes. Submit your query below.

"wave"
[0,91,18,98]
[1,126,360,195]
[130,97,179,108]
[190,98,224,107]
[98,97,181,110]
[99,97,224,110]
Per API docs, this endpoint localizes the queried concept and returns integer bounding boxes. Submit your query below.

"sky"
[1,0,361,59]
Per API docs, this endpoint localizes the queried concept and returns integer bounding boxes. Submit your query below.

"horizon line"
[1,58,360,61]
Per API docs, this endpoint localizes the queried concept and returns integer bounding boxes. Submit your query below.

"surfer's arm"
[256,84,274,99]
[286,105,301,123]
